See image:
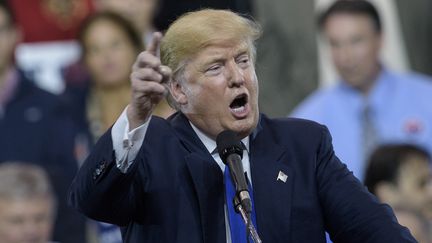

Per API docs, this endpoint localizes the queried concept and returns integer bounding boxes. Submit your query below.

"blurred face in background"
[0,197,55,243]
[395,156,432,215]
[83,18,138,88]
[323,13,382,94]
[95,0,158,32]
[0,6,19,75]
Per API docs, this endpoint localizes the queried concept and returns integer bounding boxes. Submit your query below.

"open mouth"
[230,94,248,114]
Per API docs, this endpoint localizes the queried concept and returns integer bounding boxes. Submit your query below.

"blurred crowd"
[0,0,431,242]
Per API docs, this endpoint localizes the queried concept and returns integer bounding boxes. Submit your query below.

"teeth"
[232,106,245,113]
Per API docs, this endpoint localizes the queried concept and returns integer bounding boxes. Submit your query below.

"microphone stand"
[234,197,262,243]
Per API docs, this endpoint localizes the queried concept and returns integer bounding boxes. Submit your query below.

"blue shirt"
[291,69,432,180]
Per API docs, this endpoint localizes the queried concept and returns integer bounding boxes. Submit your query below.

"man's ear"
[169,80,188,106]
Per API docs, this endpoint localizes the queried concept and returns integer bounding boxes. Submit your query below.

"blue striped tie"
[224,166,257,243]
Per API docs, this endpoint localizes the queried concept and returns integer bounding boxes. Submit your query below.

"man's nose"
[336,45,355,66]
[227,62,245,87]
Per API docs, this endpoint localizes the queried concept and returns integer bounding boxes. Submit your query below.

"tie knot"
[240,141,247,150]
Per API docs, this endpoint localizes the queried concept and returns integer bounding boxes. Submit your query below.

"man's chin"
[230,119,257,138]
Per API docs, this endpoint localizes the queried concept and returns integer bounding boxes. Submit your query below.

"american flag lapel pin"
[277,171,288,183]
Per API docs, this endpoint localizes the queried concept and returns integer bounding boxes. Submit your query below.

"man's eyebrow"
[235,50,250,58]
[203,56,225,66]
[193,57,222,72]
[200,47,250,67]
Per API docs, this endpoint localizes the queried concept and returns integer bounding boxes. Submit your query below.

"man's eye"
[237,57,250,68]
[205,65,222,75]
[208,65,221,71]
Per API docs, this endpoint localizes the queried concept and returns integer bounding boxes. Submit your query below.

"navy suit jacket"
[69,112,415,242]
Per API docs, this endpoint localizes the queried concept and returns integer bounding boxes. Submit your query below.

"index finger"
[146,32,163,56]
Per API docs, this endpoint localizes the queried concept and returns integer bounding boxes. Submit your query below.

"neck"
[0,65,12,89]
[93,83,131,130]
[358,65,382,96]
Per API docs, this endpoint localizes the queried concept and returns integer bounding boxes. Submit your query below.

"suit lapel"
[250,117,294,242]
[170,113,294,242]
[170,113,226,243]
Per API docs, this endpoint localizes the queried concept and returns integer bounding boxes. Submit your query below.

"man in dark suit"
[69,9,415,242]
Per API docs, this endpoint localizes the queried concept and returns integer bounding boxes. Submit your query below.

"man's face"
[323,13,382,92]
[0,198,54,243]
[396,156,432,214]
[175,40,259,139]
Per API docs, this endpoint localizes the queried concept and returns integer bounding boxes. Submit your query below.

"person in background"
[92,0,174,118]
[8,0,94,93]
[0,162,56,243]
[70,9,415,242]
[0,1,86,242]
[63,11,147,243]
[64,0,173,121]
[291,0,432,181]
[364,144,432,242]
[75,11,143,140]
[364,144,432,219]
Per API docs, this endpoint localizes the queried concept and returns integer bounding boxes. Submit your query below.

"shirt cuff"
[111,106,150,173]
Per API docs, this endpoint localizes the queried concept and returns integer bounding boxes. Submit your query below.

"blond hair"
[160,9,262,109]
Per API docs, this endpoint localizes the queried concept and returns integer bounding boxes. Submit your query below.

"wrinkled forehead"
[194,39,251,58]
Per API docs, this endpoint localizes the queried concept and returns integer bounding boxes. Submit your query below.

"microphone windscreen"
[216,130,243,162]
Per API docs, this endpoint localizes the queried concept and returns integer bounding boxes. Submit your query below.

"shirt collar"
[336,66,392,114]
[367,68,393,110]
[189,122,250,155]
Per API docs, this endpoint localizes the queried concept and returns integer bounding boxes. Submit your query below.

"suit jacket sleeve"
[316,125,415,242]
[68,127,144,226]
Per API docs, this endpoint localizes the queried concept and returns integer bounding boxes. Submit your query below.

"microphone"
[216,130,252,213]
